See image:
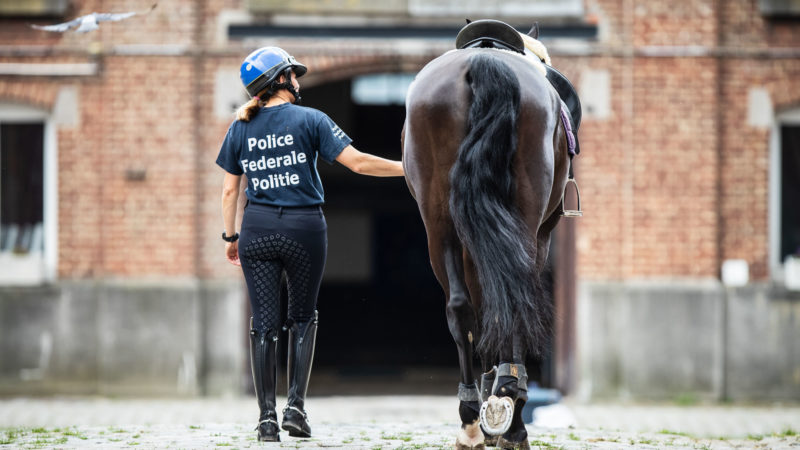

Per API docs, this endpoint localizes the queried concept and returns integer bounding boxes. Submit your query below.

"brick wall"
[575,0,799,281]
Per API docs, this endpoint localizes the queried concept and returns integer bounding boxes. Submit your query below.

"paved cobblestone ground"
[0,396,798,449]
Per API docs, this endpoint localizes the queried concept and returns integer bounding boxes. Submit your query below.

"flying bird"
[30,3,157,33]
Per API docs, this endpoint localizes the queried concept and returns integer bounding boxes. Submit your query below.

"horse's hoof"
[455,442,486,450]
[496,436,530,450]
[456,421,486,449]
[483,435,499,447]
[479,395,514,436]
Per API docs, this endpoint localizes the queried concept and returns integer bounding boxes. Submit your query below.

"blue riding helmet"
[240,47,307,97]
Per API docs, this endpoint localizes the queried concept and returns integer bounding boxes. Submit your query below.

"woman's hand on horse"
[226,241,241,266]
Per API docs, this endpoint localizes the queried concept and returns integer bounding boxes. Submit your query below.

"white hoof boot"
[479,395,514,436]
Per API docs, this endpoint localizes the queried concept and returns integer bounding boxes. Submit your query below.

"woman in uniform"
[216,47,404,442]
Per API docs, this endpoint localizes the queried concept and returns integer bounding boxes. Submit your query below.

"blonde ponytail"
[236,95,264,122]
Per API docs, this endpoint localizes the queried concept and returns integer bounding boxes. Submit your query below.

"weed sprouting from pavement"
[63,427,89,440]
[747,433,764,440]
[673,393,699,406]
[0,428,25,445]
[777,428,797,437]
[567,432,580,440]
[658,429,690,437]
[380,431,413,441]
[529,439,563,449]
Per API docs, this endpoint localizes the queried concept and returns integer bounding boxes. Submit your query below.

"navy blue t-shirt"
[216,103,352,206]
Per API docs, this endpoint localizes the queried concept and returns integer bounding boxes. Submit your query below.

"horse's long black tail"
[449,52,552,361]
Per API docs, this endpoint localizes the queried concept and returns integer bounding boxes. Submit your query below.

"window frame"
[769,107,800,283]
[0,102,58,285]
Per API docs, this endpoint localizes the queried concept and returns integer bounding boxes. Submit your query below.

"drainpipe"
[714,0,729,403]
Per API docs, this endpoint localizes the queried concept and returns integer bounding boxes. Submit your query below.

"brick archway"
[296,53,434,89]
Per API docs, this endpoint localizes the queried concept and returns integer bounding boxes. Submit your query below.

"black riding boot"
[250,325,280,442]
[281,312,318,438]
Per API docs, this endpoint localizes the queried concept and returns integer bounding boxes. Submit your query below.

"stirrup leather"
[561,176,582,217]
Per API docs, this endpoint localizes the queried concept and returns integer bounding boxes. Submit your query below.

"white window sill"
[0,252,47,285]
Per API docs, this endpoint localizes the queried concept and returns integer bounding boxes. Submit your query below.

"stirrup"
[561,176,582,217]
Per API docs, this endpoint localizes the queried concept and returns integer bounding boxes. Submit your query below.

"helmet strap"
[287,85,302,104]
[266,68,301,104]
[281,68,302,104]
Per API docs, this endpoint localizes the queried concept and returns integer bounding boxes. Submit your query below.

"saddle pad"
[560,103,577,156]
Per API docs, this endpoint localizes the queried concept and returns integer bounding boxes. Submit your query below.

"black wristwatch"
[222,231,239,243]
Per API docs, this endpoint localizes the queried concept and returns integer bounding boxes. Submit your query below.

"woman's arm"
[335,145,404,177]
[221,172,242,266]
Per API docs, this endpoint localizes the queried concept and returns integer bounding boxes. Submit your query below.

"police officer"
[216,47,404,442]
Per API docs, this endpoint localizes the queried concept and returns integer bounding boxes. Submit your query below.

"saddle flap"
[545,65,582,131]
[455,19,525,55]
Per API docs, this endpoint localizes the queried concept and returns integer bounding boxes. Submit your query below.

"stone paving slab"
[1,396,798,449]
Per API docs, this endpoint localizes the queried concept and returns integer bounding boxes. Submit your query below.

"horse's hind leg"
[494,335,530,449]
[431,238,484,449]
[482,337,530,448]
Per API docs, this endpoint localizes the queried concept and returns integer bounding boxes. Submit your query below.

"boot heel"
[281,406,311,437]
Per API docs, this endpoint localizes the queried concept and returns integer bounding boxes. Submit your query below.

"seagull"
[30,3,157,33]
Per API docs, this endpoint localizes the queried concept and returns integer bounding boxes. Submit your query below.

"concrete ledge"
[577,281,800,402]
[0,280,245,397]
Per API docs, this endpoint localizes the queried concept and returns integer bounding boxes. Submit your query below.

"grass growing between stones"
[380,431,414,442]
[657,429,691,437]
[528,439,563,450]
[62,427,89,440]
[0,428,24,445]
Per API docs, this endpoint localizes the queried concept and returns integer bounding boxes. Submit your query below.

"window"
[0,104,57,284]
[351,73,415,106]
[770,108,800,287]
[780,125,800,261]
[246,0,582,17]
[759,0,800,18]
[0,0,68,16]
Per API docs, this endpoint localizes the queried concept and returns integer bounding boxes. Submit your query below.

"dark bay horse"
[402,41,570,449]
